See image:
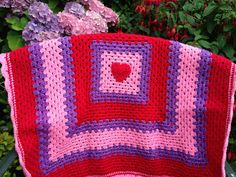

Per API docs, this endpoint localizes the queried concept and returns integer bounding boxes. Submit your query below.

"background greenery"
[0,0,235,176]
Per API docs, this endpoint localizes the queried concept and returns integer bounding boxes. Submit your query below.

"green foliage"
[0,132,14,158]
[0,133,23,177]
[0,0,236,176]
[103,0,236,61]
[7,31,25,50]
[5,16,29,31]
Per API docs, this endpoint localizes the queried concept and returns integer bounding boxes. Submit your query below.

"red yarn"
[0,33,235,177]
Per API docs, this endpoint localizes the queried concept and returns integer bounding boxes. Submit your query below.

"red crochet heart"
[111,62,131,82]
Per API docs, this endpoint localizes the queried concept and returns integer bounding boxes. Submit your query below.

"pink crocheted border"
[221,63,236,177]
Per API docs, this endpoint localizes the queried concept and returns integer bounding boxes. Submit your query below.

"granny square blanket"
[0,33,235,177]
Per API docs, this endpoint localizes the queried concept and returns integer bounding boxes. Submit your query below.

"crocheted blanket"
[0,33,235,177]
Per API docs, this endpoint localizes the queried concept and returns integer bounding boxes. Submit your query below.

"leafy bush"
[0,0,235,176]
[105,0,236,60]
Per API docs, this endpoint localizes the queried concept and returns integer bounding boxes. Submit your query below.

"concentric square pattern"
[27,37,211,175]
[91,41,151,103]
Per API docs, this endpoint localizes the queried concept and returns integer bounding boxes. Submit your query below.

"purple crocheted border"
[90,41,151,103]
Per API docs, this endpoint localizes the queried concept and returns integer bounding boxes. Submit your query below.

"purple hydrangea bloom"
[28,2,55,24]
[22,0,119,44]
[0,0,36,14]
[23,20,62,45]
[23,2,63,44]
[11,0,36,14]
[64,2,86,18]
[0,0,11,8]
[37,31,61,43]
[22,21,45,44]
[45,15,64,34]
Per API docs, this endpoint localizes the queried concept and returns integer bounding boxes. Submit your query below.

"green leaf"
[183,2,193,12]
[198,40,211,49]
[20,17,28,28]
[195,34,209,41]
[11,25,23,31]
[5,16,19,25]
[194,0,204,10]
[166,1,177,9]
[184,24,195,34]
[179,11,186,22]
[0,149,17,177]
[219,4,232,11]
[1,42,10,53]
[229,139,236,145]
[207,21,216,33]
[170,13,177,26]
[225,161,236,177]
[224,25,234,32]
[16,166,22,171]
[138,25,150,35]
[186,15,195,25]
[5,16,28,31]
[149,5,155,11]
[211,45,219,53]
[153,30,160,37]
[217,35,226,49]
[222,12,233,20]
[48,0,59,12]
[194,13,201,20]
[223,46,235,60]
[7,31,25,51]
[203,3,217,17]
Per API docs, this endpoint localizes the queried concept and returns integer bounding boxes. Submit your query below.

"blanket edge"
[0,53,32,177]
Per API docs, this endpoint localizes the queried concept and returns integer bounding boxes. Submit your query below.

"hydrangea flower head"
[23,2,63,44]
[80,0,119,25]
[64,2,86,18]
[0,0,36,14]
[57,12,79,35]
[28,1,55,24]
[82,11,108,33]
[0,0,11,8]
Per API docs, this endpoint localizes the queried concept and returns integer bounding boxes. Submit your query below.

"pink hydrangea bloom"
[80,0,119,25]
[37,32,61,42]
[81,11,108,33]
[57,12,79,35]
[57,11,108,35]
[71,19,95,35]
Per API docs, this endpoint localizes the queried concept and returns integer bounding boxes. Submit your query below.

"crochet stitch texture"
[0,33,235,177]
